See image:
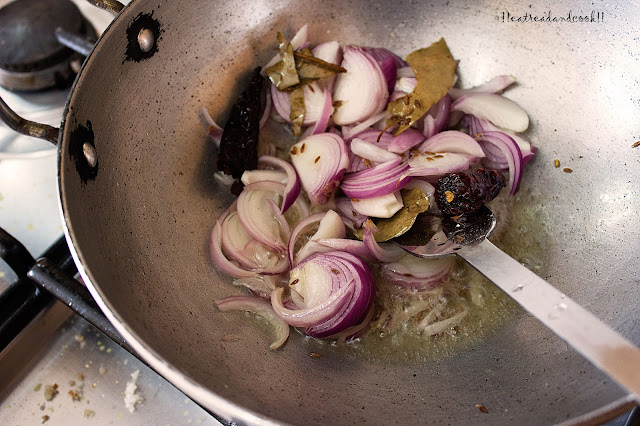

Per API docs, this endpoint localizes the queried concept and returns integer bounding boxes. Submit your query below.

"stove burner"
[0,0,97,91]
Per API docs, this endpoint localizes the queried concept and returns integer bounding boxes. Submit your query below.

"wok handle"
[85,0,125,16]
[458,239,640,404]
[0,97,59,145]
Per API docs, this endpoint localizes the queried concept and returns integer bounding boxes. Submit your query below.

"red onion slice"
[271,284,354,327]
[209,207,256,279]
[423,115,437,139]
[362,47,407,92]
[216,296,289,350]
[341,111,387,140]
[428,94,451,133]
[305,251,375,338]
[232,275,280,300]
[315,238,374,260]
[333,197,368,230]
[452,93,529,132]
[351,192,403,219]
[393,76,417,94]
[476,131,523,195]
[312,41,343,93]
[199,107,223,148]
[387,128,426,154]
[332,46,388,125]
[465,116,536,163]
[407,152,472,177]
[396,66,415,78]
[289,133,349,205]
[257,155,301,214]
[241,169,287,185]
[341,158,411,199]
[288,210,346,266]
[449,75,517,100]
[362,219,405,262]
[383,255,455,290]
[237,181,289,253]
[417,130,485,158]
[351,138,400,163]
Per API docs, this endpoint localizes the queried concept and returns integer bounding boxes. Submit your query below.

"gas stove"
[0,1,222,424]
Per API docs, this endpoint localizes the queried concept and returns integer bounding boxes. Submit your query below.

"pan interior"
[60,0,640,423]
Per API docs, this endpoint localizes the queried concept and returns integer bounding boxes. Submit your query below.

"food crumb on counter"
[475,404,489,413]
[562,167,573,173]
[84,409,95,418]
[34,383,42,392]
[632,140,640,148]
[308,352,324,358]
[44,384,58,401]
[124,370,144,413]
[41,414,50,423]
[77,373,84,381]
[99,364,107,375]
[553,159,560,168]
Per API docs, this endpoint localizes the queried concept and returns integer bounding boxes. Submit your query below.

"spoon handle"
[458,239,640,403]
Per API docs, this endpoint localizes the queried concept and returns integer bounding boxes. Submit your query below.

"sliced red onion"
[449,75,517,100]
[351,191,403,219]
[363,47,407,92]
[362,220,405,262]
[288,210,346,266]
[383,254,455,290]
[452,93,529,132]
[315,238,374,261]
[262,24,309,71]
[476,131,523,195]
[332,46,388,126]
[341,111,387,140]
[428,94,451,133]
[466,116,536,163]
[330,304,375,342]
[241,169,287,186]
[347,127,393,147]
[305,251,375,338]
[333,197,368,230]
[257,155,301,214]
[387,128,426,154]
[417,130,485,158]
[199,107,223,148]
[220,210,289,275]
[283,195,311,229]
[394,76,417,94]
[423,115,437,139]
[289,132,349,205]
[270,82,330,126]
[237,181,289,253]
[271,284,353,327]
[396,66,415,78]
[404,179,435,198]
[232,275,280,299]
[341,158,411,199]
[407,152,472,178]
[216,296,289,350]
[260,90,272,130]
[351,138,400,163]
[209,207,256,279]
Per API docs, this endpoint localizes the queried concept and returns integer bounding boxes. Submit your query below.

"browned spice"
[42,415,50,424]
[331,268,341,275]
[563,167,573,173]
[300,143,306,153]
[290,146,298,155]
[314,156,321,163]
[444,190,455,203]
[554,159,560,168]
[290,279,299,285]
[633,141,640,148]
[44,384,58,401]
[308,352,324,358]
[475,404,489,413]
[332,100,343,108]
[364,159,372,168]
[68,390,81,401]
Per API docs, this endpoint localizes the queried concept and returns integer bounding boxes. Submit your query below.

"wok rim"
[51,0,637,423]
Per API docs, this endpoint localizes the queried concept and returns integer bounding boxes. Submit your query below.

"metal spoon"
[402,206,640,403]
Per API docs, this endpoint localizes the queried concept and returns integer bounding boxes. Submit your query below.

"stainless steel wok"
[7,0,640,423]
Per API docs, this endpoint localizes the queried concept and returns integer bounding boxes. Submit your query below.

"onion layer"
[341,158,411,199]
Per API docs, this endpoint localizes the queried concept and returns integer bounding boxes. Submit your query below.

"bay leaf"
[265,32,299,90]
[386,38,456,135]
[289,87,305,136]
[354,187,430,242]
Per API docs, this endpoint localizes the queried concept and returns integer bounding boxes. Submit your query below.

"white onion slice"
[258,155,301,214]
[241,169,287,185]
[351,192,403,219]
[452,93,529,132]
[209,206,256,279]
[216,296,289,350]
[362,220,405,262]
[289,133,349,205]
[332,46,388,125]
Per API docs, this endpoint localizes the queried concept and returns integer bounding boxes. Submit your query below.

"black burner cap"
[0,0,89,72]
